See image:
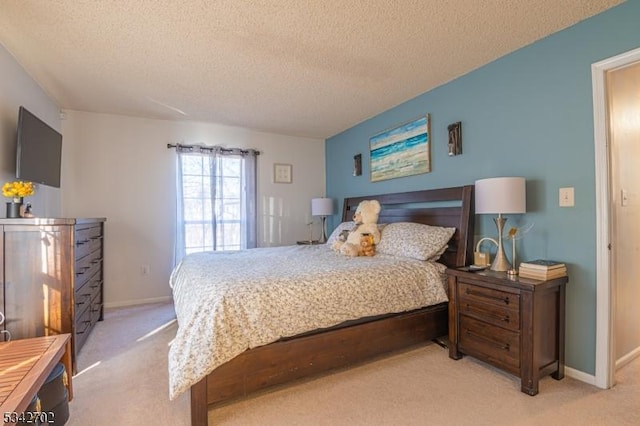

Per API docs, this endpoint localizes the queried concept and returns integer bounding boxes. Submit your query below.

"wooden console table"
[0,335,73,423]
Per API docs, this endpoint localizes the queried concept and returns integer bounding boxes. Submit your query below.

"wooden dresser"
[0,218,105,371]
[446,268,567,395]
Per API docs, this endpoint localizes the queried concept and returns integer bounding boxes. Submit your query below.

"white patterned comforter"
[168,244,448,399]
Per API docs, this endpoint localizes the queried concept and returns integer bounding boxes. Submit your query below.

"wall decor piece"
[273,163,292,183]
[353,154,362,176]
[448,121,462,156]
[370,115,431,182]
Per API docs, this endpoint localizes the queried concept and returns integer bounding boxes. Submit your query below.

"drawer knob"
[75,266,90,275]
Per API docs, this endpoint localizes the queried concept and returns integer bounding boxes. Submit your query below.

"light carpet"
[67,302,639,425]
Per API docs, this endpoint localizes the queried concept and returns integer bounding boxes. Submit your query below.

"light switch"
[621,189,629,207]
[559,187,575,207]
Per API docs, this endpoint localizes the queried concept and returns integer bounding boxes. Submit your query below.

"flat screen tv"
[16,106,62,188]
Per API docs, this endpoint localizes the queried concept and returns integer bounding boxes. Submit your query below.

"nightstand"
[446,268,568,396]
[296,240,322,245]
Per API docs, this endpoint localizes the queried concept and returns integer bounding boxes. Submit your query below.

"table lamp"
[311,198,334,243]
[475,177,526,272]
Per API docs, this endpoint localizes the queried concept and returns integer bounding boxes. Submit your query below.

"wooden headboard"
[341,185,474,268]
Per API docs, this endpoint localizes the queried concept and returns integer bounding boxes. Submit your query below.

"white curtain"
[174,144,258,265]
[242,149,258,249]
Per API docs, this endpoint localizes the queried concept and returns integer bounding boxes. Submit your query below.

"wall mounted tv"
[16,106,62,188]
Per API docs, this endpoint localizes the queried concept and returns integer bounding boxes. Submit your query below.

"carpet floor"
[67,302,639,425]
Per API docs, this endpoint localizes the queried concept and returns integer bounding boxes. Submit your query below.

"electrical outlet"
[559,187,575,207]
[141,265,150,275]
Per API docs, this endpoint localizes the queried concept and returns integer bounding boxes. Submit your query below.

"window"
[174,145,257,262]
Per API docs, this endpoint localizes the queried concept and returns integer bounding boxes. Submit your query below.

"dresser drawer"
[459,281,519,308]
[459,315,520,372]
[74,304,92,353]
[459,289,520,331]
[75,270,100,305]
[74,288,93,320]
[88,276,102,306]
[75,233,102,261]
[75,224,102,259]
[90,301,102,326]
[75,249,103,290]
[75,224,102,244]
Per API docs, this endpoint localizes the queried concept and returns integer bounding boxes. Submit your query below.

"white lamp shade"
[475,177,526,214]
[311,198,334,216]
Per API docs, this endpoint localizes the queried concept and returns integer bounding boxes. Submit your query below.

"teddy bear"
[359,233,376,256]
[332,199,381,257]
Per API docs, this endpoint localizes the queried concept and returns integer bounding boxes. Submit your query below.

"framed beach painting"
[369,115,431,182]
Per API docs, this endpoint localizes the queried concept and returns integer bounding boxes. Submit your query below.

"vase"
[6,200,22,218]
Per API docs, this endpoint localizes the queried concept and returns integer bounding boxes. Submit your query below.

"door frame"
[591,46,640,389]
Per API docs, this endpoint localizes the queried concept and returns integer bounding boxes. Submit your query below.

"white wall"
[0,44,61,216]
[608,62,640,365]
[61,111,326,307]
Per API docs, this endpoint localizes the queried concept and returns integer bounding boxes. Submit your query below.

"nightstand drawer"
[459,293,520,331]
[459,282,519,309]
[459,315,520,371]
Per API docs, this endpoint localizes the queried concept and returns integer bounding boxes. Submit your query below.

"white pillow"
[377,222,456,261]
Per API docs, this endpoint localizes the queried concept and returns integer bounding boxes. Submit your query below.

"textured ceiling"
[0,1,623,139]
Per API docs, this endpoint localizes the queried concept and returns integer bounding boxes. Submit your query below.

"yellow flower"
[2,181,35,201]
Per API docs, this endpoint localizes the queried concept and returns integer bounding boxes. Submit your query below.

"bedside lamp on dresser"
[474,177,526,272]
[311,197,334,244]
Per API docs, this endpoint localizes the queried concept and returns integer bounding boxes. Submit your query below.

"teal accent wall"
[325,0,640,375]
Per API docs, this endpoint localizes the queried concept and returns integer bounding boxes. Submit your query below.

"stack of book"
[518,259,567,280]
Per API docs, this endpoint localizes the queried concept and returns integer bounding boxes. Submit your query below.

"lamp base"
[319,216,327,243]
[489,214,512,272]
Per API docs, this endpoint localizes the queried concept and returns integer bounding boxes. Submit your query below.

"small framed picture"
[273,163,293,183]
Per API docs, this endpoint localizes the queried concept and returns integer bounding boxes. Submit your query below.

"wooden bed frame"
[190,185,474,425]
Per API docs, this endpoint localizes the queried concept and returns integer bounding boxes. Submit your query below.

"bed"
[171,185,474,426]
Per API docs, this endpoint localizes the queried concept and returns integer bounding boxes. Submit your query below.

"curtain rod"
[167,143,260,155]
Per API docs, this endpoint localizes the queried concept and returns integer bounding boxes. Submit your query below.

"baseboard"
[104,296,172,309]
[565,366,596,386]
[615,346,640,370]
[566,347,640,388]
